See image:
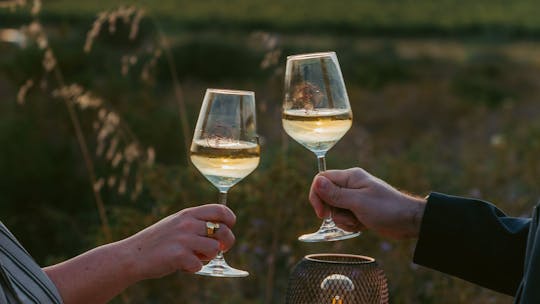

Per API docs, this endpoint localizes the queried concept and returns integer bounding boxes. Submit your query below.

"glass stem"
[317,155,333,221]
[218,190,228,205]
[215,190,228,261]
[214,251,225,262]
[317,155,327,172]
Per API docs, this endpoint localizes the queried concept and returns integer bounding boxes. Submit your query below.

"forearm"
[43,240,139,304]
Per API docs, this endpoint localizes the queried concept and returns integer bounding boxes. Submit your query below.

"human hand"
[309,168,426,240]
[121,204,236,280]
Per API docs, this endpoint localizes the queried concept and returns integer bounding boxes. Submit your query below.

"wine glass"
[282,51,360,242]
[190,88,260,277]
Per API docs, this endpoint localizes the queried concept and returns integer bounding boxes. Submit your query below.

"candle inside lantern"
[320,274,355,304]
[332,295,342,304]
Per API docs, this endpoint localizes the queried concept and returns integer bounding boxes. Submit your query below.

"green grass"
[4,0,540,37]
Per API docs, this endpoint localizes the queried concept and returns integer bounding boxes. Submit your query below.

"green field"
[2,1,539,303]
[3,0,540,37]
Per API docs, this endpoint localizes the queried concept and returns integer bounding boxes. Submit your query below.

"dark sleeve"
[413,192,530,296]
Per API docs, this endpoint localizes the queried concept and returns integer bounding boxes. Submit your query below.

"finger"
[192,220,235,254]
[313,175,359,210]
[190,236,221,261]
[188,204,236,228]
[319,168,370,188]
[332,208,360,227]
[332,209,366,232]
[178,254,203,273]
[194,219,214,237]
[335,221,365,233]
[213,225,236,252]
[193,219,235,243]
[309,177,330,218]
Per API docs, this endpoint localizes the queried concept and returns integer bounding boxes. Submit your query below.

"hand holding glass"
[282,52,360,242]
[190,89,260,277]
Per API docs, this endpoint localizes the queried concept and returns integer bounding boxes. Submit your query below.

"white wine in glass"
[190,89,260,277]
[191,139,260,190]
[282,52,360,242]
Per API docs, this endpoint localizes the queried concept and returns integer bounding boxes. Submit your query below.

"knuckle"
[352,167,366,178]
[217,204,228,218]
[178,208,195,221]
[349,167,361,174]
[216,205,235,225]
[178,219,197,232]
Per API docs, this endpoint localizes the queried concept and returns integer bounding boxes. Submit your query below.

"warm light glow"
[332,296,343,304]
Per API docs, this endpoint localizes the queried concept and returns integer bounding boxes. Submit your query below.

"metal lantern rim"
[305,253,376,265]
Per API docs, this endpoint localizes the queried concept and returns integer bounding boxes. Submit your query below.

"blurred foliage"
[4,0,540,38]
[3,1,540,303]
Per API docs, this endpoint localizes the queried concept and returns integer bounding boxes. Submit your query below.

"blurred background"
[2,0,540,303]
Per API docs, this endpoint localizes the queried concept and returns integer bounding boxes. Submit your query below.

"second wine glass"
[190,88,260,277]
[282,52,360,242]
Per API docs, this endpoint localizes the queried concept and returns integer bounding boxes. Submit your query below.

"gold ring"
[206,222,220,237]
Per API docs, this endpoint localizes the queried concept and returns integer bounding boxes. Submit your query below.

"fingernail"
[318,176,329,190]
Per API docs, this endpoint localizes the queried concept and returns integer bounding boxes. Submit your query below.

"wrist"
[107,239,143,285]
[401,194,426,239]
[412,196,426,238]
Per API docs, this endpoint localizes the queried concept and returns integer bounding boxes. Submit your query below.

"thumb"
[313,175,356,210]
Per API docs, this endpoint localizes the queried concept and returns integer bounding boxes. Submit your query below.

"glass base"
[298,218,360,242]
[195,256,249,278]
